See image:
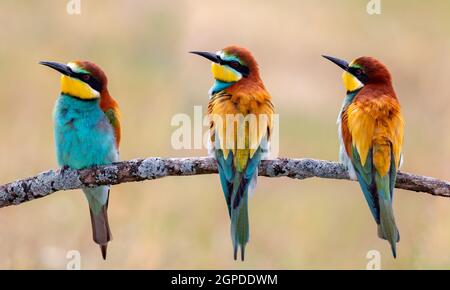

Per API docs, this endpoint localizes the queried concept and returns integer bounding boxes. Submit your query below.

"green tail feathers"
[89,207,112,259]
[83,186,112,260]
[231,193,249,261]
[375,172,400,258]
[377,200,400,258]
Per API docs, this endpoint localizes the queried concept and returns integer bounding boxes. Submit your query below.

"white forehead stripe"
[67,62,89,74]
[67,62,78,70]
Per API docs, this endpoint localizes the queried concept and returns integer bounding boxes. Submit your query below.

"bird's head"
[322,55,392,92]
[40,60,108,100]
[190,45,261,93]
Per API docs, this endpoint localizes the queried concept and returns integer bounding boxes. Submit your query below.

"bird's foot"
[59,165,71,175]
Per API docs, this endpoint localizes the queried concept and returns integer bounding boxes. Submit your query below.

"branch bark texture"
[0,157,448,208]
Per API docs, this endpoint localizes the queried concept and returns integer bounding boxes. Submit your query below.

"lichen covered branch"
[0,157,448,208]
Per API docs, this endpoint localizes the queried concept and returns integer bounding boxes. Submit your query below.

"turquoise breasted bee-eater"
[323,55,404,257]
[191,46,274,261]
[40,60,121,259]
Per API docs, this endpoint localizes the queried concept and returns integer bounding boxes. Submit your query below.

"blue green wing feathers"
[215,147,262,261]
[351,145,399,257]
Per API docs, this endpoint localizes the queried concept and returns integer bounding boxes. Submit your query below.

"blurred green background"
[0,0,448,269]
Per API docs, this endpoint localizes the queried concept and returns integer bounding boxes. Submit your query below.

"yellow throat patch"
[60,75,100,99]
[342,71,363,92]
[211,63,241,83]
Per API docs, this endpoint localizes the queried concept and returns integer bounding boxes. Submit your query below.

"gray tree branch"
[0,157,448,208]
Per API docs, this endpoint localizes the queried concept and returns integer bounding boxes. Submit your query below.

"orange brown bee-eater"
[40,60,121,259]
[191,46,274,260]
[323,55,404,257]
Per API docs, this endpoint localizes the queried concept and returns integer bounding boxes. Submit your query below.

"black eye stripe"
[348,67,368,84]
[73,72,102,92]
[223,60,249,77]
[349,67,360,74]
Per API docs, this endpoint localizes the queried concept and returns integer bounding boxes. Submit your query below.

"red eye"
[230,61,240,68]
[83,74,91,81]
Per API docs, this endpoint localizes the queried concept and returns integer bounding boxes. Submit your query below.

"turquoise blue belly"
[54,94,118,169]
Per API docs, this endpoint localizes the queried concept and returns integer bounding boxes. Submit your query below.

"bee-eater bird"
[191,46,274,261]
[40,60,121,259]
[323,55,404,257]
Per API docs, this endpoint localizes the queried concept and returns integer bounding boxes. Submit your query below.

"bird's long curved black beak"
[39,61,73,76]
[189,51,222,64]
[322,55,349,71]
